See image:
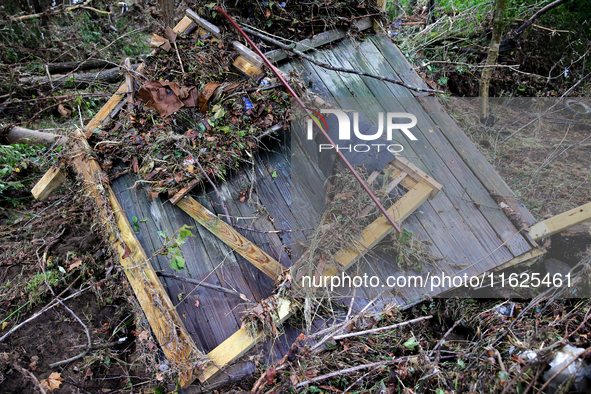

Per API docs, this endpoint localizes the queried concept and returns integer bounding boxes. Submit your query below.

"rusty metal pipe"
[215,6,402,234]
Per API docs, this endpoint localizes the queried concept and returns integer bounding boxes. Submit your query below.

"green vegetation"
[387,0,591,96]
[157,225,196,271]
[0,144,48,207]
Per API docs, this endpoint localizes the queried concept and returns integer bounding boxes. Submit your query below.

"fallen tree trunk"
[47,59,116,74]
[4,127,67,147]
[20,65,139,90]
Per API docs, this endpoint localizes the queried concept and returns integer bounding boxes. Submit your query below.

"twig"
[509,0,570,41]
[0,286,90,342]
[173,41,185,74]
[295,360,394,388]
[45,65,54,91]
[343,363,383,393]
[9,363,47,394]
[157,271,250,301]
[432,319,462,365]
[332,315,432,340]
[240,26,444,94]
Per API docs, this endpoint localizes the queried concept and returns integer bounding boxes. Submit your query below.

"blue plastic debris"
[243,97,254,110]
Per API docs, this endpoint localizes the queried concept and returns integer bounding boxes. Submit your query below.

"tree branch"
[240,26,444,94]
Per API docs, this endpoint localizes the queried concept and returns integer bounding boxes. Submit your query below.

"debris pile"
[89,12,294,201]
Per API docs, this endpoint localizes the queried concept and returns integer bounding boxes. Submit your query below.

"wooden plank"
[232,55,264,78]
[492,247,546,272]
[233,41,264,69]
[70,130,201,388]
[393,157,442,198]
[198,298,292,382]
[176,15,197,35]
[323,181,433,277]
[31,166,66,201]
[370,34,536,226]
[345,38,530,261]
[186,9,222,38]
[529,202,591,241]
[176,196,287,280]
[264,17,372,63]
[368,35,431,95]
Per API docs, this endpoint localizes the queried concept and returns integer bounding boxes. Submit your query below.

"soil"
[0,185,161,393]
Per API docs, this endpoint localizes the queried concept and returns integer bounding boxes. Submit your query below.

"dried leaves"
[40,372,63,391]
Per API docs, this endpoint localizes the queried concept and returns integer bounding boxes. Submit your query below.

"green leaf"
[214,106,226,120]
[403,336,419,350]
[271,170,277,178]
[170,255,186,271]
[140,218,149,223]
[178,225,195,242]
[157,231,166,238]
[457,359,466,369]
[177,292,185,301]
[132,216,139,232]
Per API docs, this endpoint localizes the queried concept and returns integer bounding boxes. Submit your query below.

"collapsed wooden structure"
[28,7,591,391]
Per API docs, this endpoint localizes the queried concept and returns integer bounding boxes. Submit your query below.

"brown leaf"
[137,330,149,342]
[40,372,63,391]
[164,26,177,44]
[266,367,277,385]
[265,8,271,18]
[198,82,220,113]
[122,244,131,259]
[150,34,171,52]
[57,104,71,118]
[131,156,139,173]
[304,368,318,379]
[29,356,39,371]
[148,191,160,201]
[174,172,184,184]
[238,187,248,202]
[194,299,200,308]
[67,258,82,272]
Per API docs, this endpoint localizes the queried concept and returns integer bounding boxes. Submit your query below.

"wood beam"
[70,130,202,387]
[529,202,591,241]
[264,17,372,63]
[197,298,292,382]
[31,166,67,201]
[176,196,287,280]
[323,181,434,278]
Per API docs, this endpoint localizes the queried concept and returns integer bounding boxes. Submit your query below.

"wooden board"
[369,34,536,226]
[529,202,591,241]
[232,55,264,78]
[31,166,66,201]
[323,181,433,277]
[264,17,372,63]
[186,9,222,38]
[233,41,264,69]
[70,131,201,388]
[197,298,292,382]
[338,38,531,262]
[176,196,287,280]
